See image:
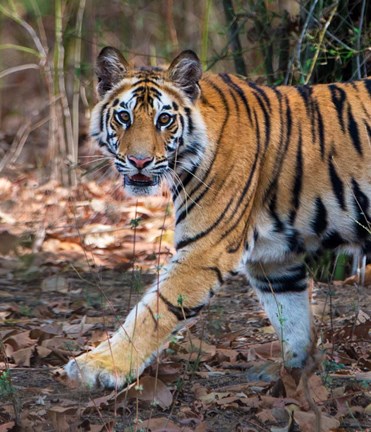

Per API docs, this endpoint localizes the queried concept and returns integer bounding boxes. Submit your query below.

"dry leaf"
[132,417,181,432]
[0,422,16,432]
[127,376,173,409]
[12,346,34,366]
[41,275,70,293]
[293,410,340,432]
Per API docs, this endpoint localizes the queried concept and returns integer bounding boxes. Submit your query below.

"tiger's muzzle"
[115,154,167,196]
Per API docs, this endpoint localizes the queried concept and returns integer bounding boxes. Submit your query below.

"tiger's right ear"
[96,47,130,98]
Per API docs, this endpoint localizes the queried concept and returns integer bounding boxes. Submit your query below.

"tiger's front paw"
[65,342,145,389]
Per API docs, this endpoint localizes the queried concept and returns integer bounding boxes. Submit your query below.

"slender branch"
[0,44,41,57]
[0,4,47,59]
[222,0,247,76]
[355,0,367,79]
[304,3,339,84]
[285,0,319,84]
[72,0,86,167]
[206,16,249,71]
[0,63,39,79]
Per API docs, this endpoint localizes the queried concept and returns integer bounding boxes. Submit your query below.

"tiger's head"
[90,47,206,196]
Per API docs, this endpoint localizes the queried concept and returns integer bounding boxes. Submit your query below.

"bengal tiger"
[66,47,371,388]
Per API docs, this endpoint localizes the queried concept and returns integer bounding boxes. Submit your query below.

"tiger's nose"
[127,155,154,169]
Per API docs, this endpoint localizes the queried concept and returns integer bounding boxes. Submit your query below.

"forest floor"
[0,174,370,432]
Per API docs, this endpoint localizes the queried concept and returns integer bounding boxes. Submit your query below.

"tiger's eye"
[118,111,130,124]
[158,113,171,126]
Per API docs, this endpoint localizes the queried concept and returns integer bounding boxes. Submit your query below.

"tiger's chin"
[123,174,161,196]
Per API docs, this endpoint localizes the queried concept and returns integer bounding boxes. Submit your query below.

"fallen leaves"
[127,376,173,409]
[0,177,370,431]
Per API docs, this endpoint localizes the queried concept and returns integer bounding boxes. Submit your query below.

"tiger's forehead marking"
[113,76,183,112]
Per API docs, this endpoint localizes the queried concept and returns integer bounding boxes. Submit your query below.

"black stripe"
[132,78,161,86]
[144,303,159,329]
[150,87,162,98]
[132,85,146,95]
[224,81,240,113]
[100,102,109,132]
[184,107,194,134]
[314,101,325,158]
[175,178,215,225]
[184,78,230,200]
[322,231,345,249]
[221,144,260,237]
[251,264,307,293]
[247,81,271,111]
[365,122,371,140]
[328,157,346,211]
[352,178,370,239]
[290,128,303,224]
[176,196,234,250]
[262,94,285,202]
[172,167,197,198]
[219,73,252,123]
[269,192,284,232]
[203,266,224,285]
[329,84,346,133]
[159,293,204,320]
[296,84,313,110]
[200,91,216,110]
[311,197,328,235]
[248,84,271,151]
[285,97,293,150]
[364,79,371,97]
[347,106,363,155]
[253,264,306,284]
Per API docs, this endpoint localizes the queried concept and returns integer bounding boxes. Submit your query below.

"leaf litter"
[0,174,370,431]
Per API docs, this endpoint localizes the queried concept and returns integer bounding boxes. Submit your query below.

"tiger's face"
[90,47,204,197]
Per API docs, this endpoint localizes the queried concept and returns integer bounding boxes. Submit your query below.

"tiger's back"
[66,48,370,389]
[217,77,370,254]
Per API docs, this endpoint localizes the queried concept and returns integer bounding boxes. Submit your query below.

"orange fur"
[66,47,371,389]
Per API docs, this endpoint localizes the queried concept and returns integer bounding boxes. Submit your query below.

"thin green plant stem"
[304,2,339,85]
[355,0,367,79]
[200,0,212,69]
[54,0,76,185]
[0,43,41,57]
[72,0,86,168]
[0,3,46,58]
[29,0,49,59]
[0,63,39,80]
[284,0,319,84]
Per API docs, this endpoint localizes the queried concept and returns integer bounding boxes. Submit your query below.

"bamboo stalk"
[72,0,86,170]
[200,0,212,70]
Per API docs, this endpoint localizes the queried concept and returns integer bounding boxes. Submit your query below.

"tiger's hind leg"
[245,259,314,374]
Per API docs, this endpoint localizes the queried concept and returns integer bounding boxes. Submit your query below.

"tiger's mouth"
[124,174,160,187]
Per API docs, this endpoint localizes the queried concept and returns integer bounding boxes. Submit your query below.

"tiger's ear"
[96,47,130,98]
[167,50,202,101]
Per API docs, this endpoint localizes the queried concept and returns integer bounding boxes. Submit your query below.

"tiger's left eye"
[157,113,172,127]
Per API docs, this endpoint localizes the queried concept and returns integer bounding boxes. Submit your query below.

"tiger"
[65,46,371,389]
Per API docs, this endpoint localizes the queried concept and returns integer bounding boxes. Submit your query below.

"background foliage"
[0,0,370,180]
[0,0,370,279]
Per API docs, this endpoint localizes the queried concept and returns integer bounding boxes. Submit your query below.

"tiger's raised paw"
[65,352,135,389]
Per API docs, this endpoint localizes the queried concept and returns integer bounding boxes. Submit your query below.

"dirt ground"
[0,176,370,432]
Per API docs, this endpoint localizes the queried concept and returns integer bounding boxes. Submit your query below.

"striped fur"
[66,47,371,389]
